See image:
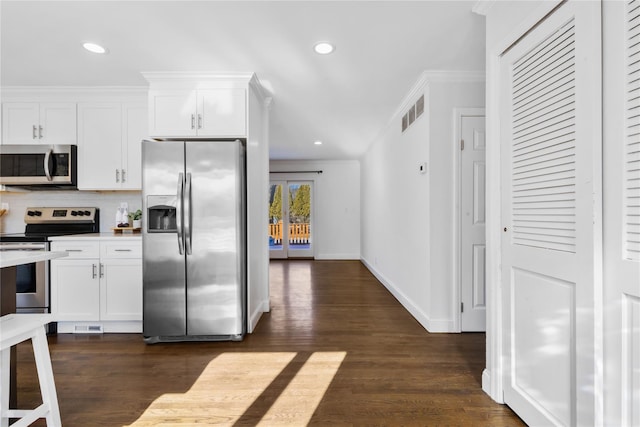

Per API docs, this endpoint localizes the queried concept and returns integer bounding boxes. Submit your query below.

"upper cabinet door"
[1,102,76,145]
[121,103,147,190]
[198,88,246,137]
[77,103,123,190]
[148,90,197,137]
[39,103,77,145]
[2,103,40,144]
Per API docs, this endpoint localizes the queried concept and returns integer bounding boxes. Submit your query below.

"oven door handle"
[44,149,54,181]
[0,244,48,251]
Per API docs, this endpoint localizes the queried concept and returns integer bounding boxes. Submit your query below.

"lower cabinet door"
[100,259,142,321]
[51,259,100,321]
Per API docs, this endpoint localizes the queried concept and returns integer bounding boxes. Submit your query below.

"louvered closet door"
[622,2,640,423]
[500,1,601,426]
[603,1,640,425]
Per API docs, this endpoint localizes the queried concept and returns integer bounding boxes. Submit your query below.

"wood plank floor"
[15,260,525,426]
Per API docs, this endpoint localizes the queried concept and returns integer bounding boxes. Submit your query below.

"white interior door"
[460,114,486,332]
[500,2,601,426]
[603,1,640,425]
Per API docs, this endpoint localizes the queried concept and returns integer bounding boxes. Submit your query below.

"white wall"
[269,159,360,260]
[361,71,484,333]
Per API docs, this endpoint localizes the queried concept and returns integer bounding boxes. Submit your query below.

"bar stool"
[0,314,61,427]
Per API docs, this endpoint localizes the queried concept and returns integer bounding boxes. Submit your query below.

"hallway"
[16,260,524,425]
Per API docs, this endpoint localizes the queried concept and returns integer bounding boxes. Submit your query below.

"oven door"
[0,144,77,187]
[0,242,49,313]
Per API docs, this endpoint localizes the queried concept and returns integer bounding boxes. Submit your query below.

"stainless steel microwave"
[0,144,77,188]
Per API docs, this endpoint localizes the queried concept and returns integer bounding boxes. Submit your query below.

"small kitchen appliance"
[0,145,77,189]
[0,207,99,314]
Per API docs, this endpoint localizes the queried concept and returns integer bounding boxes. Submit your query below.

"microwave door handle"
[43,149,53,181]
[176,172,185,255]
[185,172,192,255]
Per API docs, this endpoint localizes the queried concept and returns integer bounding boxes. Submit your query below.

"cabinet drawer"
[51,241,100,258]
[100,241,142,258]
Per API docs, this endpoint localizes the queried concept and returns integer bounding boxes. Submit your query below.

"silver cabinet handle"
[191,114,195,130]
[177,172,185,255]
[99,263,104,278]
[44,149,53,181]
[66,249,83,252]
[32,125,37,139]
[197,114,202,129]
[114,249,132,252]
[116,169,120,183]
[39,125,43,139]
[92,264,97,279]
[121,169,126,183]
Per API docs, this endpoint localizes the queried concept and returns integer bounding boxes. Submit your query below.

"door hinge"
[461,139,465,151]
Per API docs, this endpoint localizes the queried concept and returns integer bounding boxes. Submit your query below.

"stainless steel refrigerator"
[141,139,246,343]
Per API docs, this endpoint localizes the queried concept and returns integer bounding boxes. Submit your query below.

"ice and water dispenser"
[147,196,178,232]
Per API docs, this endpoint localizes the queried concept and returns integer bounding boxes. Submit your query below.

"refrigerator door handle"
[185,172,193,255]
[177,172,185,255]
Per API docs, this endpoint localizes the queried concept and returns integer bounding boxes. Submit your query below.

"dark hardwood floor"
[16,260,525,426]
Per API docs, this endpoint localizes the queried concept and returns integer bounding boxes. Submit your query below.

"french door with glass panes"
[268,181,314,259]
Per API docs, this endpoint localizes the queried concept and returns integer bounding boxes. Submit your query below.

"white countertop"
[48,232,142,241]
[0,250,68,268]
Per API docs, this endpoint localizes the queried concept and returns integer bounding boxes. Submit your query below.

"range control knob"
[71,211,78,216]
[34,211,42,216]
[27,211,35,216]
[84,210,91,216]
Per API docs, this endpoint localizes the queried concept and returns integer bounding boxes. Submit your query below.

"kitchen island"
[0,250,67,409]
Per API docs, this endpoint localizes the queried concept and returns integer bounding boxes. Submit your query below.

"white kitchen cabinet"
[50,241,100,321]
[99,241,142,321]
[77,102,146,190]
[51,259,100,321]
[121,103,146,189]
[50,238,142,331]
[1,102,76,145]
[148,88,246,137]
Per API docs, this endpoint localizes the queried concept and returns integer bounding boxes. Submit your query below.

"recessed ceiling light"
[83,42,107,54]
[314,141,323,145]
[314,42,334,55]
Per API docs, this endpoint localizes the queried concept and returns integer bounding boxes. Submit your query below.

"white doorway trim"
[268,173,317,259]
[452,107,485,333]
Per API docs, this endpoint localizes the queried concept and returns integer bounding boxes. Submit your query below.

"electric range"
[0,207,100,314]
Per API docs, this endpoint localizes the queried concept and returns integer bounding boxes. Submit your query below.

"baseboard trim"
[315,253,360,260]
[360,257,455,333]
[248,299,268,333]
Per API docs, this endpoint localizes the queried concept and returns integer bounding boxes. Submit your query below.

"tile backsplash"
[0,190,142,233]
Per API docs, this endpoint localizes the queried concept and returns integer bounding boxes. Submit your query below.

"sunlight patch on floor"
[126,351,346,426]
[258,351,347,426]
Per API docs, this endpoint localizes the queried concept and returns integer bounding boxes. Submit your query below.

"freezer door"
[185,140,245,336]
[142,140,187,338]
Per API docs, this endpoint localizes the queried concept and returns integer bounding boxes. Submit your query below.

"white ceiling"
[0,1,485,160]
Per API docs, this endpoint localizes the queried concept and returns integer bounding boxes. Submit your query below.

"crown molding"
[472,0,495,16]
[142,71,255,85]
[1,86,148,94]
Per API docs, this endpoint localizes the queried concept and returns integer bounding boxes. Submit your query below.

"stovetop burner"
[0,207,100,243]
